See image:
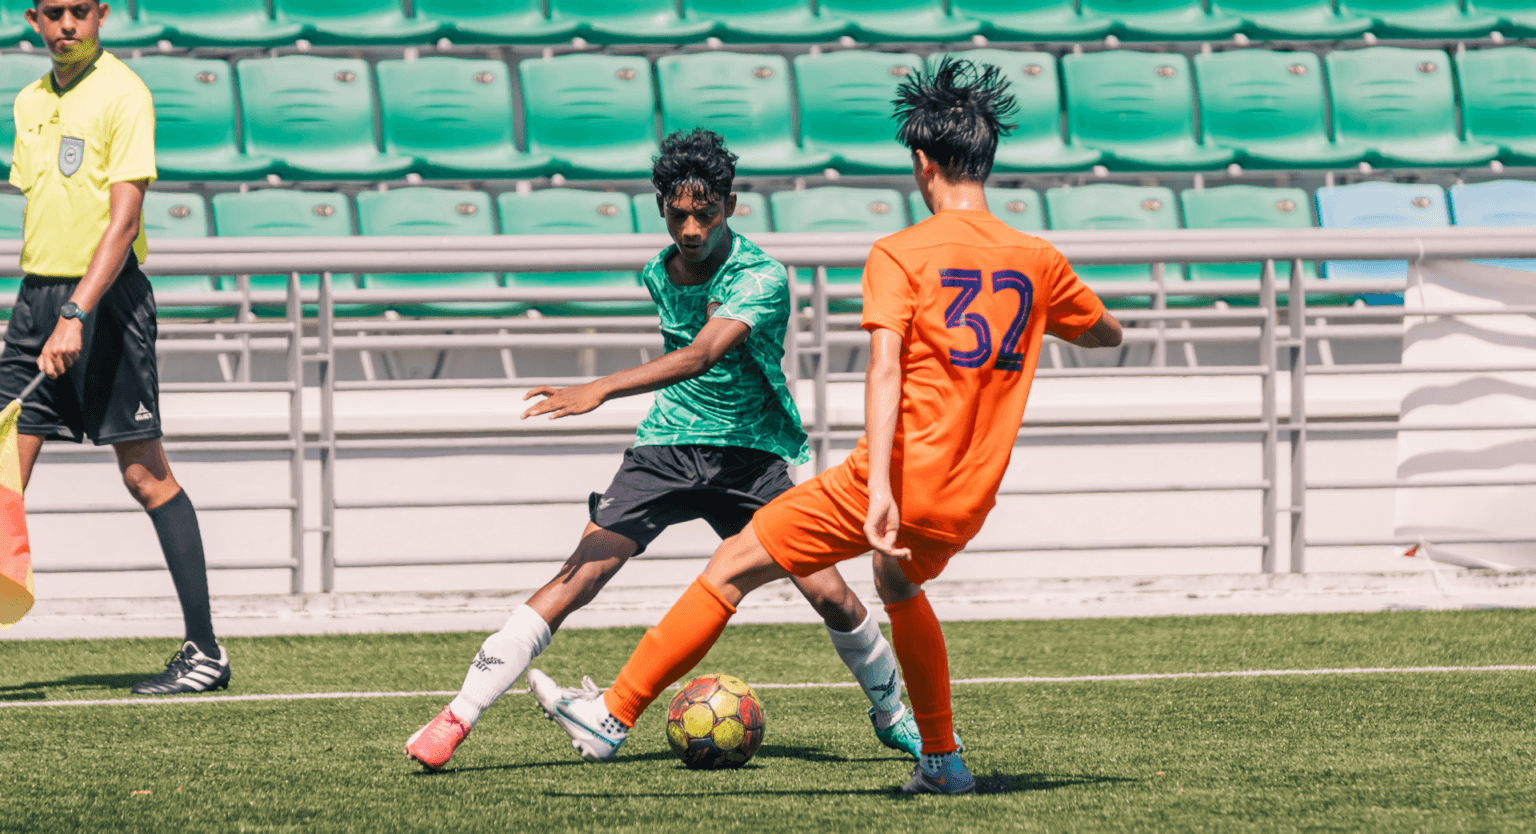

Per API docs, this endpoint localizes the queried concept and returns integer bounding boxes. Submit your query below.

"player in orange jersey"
[538,56,1123,794]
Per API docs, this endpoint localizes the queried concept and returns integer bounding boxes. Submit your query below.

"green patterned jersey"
[633,234,809,465]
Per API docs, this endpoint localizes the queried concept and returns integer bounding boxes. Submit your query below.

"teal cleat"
[870,706,964,760]
[901,752,977,795]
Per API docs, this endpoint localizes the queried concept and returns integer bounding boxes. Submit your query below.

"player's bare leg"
[110,439,228,695]
[410,524,639,769]
[872,552,974,794]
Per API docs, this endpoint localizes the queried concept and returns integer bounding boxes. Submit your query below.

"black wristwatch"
[59,301,86,322]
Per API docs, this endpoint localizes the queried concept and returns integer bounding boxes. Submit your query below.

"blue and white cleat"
[871,705,965,760]
[900,752,977,795]
[528,669,627,762]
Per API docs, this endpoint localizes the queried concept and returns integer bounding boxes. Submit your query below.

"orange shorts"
[751,460,965,587]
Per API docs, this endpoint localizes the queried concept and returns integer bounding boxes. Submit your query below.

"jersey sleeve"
[1043,246,1106,341]
[709,260,788,335]
[105,86,157,185]
[861,243,916,336]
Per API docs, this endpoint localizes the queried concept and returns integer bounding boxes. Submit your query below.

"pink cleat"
[406,707,471,771]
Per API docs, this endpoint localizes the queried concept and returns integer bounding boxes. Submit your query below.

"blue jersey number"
[940,268,1034,371]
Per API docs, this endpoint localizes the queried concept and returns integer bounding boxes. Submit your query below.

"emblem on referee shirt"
[58,136,84,177]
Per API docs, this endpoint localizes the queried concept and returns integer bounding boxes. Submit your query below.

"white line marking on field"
[3,665,1533,709]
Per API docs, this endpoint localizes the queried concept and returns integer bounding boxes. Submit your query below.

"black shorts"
[0,257,161,445]
[590,445,794,553]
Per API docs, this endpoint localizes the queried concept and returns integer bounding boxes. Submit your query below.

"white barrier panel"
[1397,260,1536,569]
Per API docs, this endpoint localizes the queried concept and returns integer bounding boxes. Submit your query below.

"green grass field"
[3,610,1534,833]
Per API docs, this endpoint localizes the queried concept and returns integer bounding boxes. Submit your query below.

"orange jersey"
[835,209,1105,543]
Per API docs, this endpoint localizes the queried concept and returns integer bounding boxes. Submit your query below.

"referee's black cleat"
[130,641,232,695]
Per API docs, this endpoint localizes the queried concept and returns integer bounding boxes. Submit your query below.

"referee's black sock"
[147,490,219,658]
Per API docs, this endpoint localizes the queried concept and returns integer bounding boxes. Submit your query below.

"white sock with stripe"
[826,611,905,729]
[448,605,551,726]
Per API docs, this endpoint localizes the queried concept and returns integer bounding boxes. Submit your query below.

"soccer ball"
[665,673,765,770]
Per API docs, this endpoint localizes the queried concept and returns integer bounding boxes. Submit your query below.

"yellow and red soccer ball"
[665,673,765,769]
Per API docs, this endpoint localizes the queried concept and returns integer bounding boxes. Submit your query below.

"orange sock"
[604,576,736,727]
[885,591,957,755]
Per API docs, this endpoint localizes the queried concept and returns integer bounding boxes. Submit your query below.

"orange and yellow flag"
[0,397,33,629]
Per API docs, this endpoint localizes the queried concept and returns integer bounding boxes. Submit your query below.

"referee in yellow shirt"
[1,0,229,694]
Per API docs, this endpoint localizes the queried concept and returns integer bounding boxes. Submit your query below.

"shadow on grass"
[0,673,149,700]
[414,744,898,777]
[535,770,1135,799]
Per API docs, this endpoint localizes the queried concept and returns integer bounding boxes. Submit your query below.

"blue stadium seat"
[140,192,236,319]
[210,190,374,317]
[1063,52,1235,171]
[0,54,50,171]
[127,56,275,180]
[1448,180,1536,272]
[1314,182,1449,304]
[769,187,907,312]
[959,50,1102,173]
[1043,184,1187,308]
[632,191,772,236]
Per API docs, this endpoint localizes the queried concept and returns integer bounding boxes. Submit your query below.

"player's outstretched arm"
[522,317,751,419]
[38,179,147,378]
[862,327,911,561]
[1068,310,1123,349]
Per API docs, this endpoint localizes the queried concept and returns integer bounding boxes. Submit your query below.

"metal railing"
[5,226,1534,591]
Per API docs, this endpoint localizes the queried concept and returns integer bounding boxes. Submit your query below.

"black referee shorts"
[590,445,795,553]
[0,256,162,446]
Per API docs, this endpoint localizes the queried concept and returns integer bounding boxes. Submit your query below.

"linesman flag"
[1,372,44,629]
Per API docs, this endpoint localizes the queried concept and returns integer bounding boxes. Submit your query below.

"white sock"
[448,605,551,727]
[826,611,904,728]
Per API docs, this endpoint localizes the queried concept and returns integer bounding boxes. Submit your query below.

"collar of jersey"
[658,232,741,293]
[47,48,104,96]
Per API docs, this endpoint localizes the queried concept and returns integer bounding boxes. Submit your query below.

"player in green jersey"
[405,130,930,769]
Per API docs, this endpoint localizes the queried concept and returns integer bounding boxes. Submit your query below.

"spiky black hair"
[893,56,1018,183]
[651,128,738,206]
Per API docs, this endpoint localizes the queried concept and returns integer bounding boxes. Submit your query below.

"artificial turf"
[2,610,1533,833]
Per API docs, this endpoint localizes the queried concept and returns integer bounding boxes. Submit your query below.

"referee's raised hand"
[38,315,83,378]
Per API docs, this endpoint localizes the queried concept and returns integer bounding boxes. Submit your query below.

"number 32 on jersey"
[940,268,1034,372]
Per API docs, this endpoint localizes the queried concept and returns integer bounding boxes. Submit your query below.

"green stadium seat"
[956,50,1101,173]
[356,188,517,318]
[1211,0,1374,38]
[0,1,31,41]
[1456,47,1536,166]
[907,187,1045,233]
[210,190,374,318]
[816,0,981,41]
[1194,50,1364,169]
[4,0,167,44]
[377,58,552,179]
[0,54,49,170]
[1078,0,1242,39]
[1325,48,1499,168]
[794,51,924,176]
[414,0,581,43]
[236,57,415,181]
[548,0,716,43]
[769,187,907,312]
[137,0,305,46]
[1178,185,1332,306]
[273,0,444,43]
[520,54,659,179]
[1043,185,1185,308]
[950,0,1112,40]
[1062,52,1234,172]
[1338,0,1498,37]
[1466,0,1536,35]
[126,57,274,181]
[684,0,847,42]
[140,192,237,319]
[0,192,24,319]
[498,190,652,317]
[657,53,832,177]
[632,191,772,236]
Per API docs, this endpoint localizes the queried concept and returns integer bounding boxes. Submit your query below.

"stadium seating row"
[5,179,1528,319]
[7,0,1536,46]
[4,46,1533,182]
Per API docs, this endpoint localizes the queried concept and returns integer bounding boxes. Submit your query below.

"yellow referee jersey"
[9,50,156,278]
